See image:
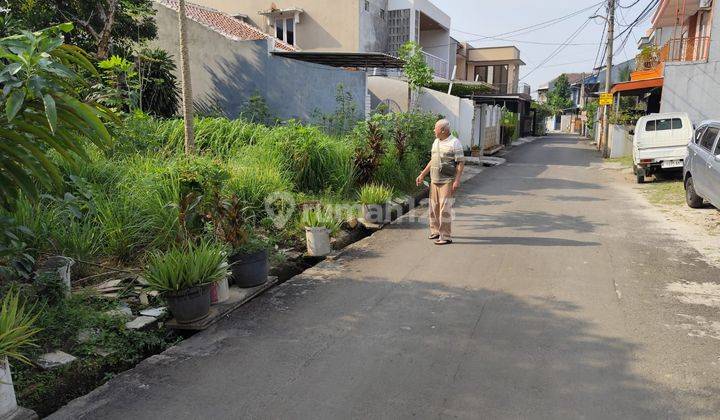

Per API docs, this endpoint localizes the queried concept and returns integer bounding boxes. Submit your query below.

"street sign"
[599,93,613,106]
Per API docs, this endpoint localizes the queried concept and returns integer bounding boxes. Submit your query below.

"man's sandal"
[434,239,452,245]
[428,234,440,240]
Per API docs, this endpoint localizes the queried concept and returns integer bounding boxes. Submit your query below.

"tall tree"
[177,0,194,154]
[548,73,573,114]
[398,41,433,110]
[6,0,157,59]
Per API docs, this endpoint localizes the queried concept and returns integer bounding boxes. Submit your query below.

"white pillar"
[0,358,17,417]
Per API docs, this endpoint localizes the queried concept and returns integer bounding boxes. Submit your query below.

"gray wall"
[153,4,366,121]
[661,3,720,124]
[359,0,390,53]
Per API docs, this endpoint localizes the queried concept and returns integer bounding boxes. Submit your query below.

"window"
[646,118,682,132]
[365,1,370,11]
[274,17,295,45]
[699,126,719,151]
[474,66,488,83]
[695,126,706,144]
[380,9,385,19]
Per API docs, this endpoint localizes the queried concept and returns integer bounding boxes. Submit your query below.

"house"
[650,0,715,123]
[152,0,403,120]
[450,43,533,138]
[455,44,526,94]
[191,0,455,79]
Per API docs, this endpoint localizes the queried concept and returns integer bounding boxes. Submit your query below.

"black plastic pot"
[165,285,211,324]
[229,249,268,288]
[362,204,388,224]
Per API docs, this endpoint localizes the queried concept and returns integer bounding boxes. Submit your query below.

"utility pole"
[601,0,615,157]
[579,72,586,137]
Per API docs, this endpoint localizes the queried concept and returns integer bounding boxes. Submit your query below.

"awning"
[610,77,663,94]
[271,51,404,69]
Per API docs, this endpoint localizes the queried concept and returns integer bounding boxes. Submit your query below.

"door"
[692,125,720,197]
[707,135,720,206]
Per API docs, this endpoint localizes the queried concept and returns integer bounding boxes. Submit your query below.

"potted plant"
[303,207,342,257]
[358,183,393,224]
[211,196,270,288]
[470,144,481,157]
[145,241,228,324]
[0,291,40,419]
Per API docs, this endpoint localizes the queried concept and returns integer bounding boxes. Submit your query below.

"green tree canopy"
[6,0,157,59]
[548,73,573,114]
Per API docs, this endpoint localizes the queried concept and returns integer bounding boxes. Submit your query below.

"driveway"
[51,135,720,419]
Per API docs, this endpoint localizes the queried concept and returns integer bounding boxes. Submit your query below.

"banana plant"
[0,23,113,206]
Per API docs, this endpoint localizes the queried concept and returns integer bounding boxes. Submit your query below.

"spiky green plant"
[358,183,393,205]
[302,207,343,234]
[145,241,228,293]
[0,290,40,365]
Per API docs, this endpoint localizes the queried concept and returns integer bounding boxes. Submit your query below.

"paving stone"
[76,328,100,344]
[140,307,167,318]
[104,306,133,319]
[125,316,158,330]
[37,351,77,370]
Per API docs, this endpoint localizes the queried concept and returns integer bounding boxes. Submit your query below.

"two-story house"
[193,0,455,78]
[454,44,526,95]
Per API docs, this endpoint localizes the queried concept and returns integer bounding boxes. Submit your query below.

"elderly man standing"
[416,119,465,245]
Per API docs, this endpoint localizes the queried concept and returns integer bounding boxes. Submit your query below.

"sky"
[434,0,655,92]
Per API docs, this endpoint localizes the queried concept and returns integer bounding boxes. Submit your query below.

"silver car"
[684,121,720,208]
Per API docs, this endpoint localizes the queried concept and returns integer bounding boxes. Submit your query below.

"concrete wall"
[609,124,633,158]
[661,2,720,124]
[359,0,390,52]
[367,76,479,148]
[195,0,361,52]
[154,4,366,120]
[467,46,520,62]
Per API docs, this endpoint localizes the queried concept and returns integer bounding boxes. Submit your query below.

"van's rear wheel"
[685,176,704,208]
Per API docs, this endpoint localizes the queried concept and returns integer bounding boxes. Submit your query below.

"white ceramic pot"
[0,357,18,418]
[210,277,230,305]
[305,227,331,256]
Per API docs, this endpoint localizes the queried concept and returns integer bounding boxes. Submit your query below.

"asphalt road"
[51,136,720,419]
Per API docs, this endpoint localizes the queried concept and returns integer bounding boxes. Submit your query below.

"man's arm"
[452,161,465,193]
[416,161,431,186]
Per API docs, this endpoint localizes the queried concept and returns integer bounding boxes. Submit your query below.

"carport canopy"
[271,51,404,69]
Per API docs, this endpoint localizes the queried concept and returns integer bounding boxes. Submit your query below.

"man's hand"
[452,179,461,194]
[416,174,424,186]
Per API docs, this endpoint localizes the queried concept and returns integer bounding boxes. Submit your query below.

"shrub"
[358,184,393,205]
[145,241,228,293]
[137,48,180,118]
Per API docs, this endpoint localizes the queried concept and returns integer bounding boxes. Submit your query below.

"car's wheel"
[636,174,645,184]
[685,176,704,208]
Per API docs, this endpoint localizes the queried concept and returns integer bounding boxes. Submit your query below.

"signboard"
[599,92,613,106]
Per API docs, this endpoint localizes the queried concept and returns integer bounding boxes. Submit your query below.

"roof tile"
[156,0,296,51]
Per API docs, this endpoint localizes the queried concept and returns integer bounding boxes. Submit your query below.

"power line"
[520,6,601,81]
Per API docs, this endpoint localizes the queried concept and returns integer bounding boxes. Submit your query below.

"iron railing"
[421,51,448,79]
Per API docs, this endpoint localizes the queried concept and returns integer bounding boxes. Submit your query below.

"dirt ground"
[601,158,720,266]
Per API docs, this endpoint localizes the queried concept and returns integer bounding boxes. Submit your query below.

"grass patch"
[605,155,633,167]
[643,180,685,206]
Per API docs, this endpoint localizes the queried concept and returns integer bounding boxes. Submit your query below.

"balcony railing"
[665,36,710,62]
[422,51,448,79]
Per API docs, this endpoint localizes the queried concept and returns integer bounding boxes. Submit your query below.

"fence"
[665,36,710,62]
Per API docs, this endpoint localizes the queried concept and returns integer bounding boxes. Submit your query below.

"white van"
[632,112,693,183]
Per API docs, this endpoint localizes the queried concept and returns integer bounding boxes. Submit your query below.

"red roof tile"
[156,0,296,52]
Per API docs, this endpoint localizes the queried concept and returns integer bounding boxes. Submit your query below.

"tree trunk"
[177,0,195,155]
[95,0,118,60]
